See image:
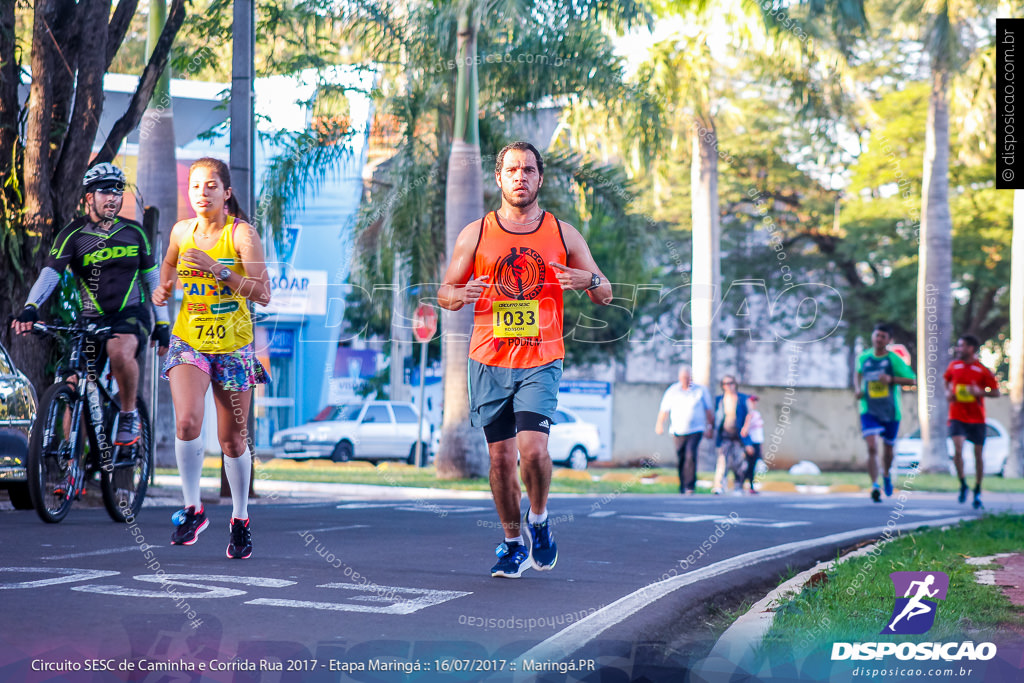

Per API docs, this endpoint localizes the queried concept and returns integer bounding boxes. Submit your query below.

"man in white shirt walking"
[655,365,714,494]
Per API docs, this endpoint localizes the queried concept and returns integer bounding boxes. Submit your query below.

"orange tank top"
[468,211,567,368]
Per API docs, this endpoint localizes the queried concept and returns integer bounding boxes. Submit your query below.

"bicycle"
[25,320,153,523]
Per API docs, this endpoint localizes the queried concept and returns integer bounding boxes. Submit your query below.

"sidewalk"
[146,474,494,507]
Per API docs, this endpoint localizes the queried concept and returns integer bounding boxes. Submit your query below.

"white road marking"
[302,525,369,533]
[588,511,616,518]
[902,509,964,517]
[0,567,120,589]
[623,513,810,528]
[42,546,150,561]
[248,584,471,615]
[335,502,486,514]
[514,515,971,678]
[395,505,487,514]
[72,575,296,599]
[784,504,845,510]
[336,503,399,509]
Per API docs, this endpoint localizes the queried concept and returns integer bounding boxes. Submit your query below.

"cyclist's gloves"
[151,322,170,349]
[15,305,39,324]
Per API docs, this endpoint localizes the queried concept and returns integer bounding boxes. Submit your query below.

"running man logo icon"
[881,571,949,635]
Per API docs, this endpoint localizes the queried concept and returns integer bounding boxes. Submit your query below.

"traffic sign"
[412,303,437,342]
[889,343,912,365]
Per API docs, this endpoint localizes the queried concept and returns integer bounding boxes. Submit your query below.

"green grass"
[758,513,1024,662]
[153,458,1024,496]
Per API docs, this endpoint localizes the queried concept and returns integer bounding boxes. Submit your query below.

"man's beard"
[501,184,539,209]
[92,198,119,222]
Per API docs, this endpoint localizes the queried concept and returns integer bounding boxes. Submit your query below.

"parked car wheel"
[331,441,353,463]
[407,442,429,466]
[568,445,589,471]
[7,483,33,510]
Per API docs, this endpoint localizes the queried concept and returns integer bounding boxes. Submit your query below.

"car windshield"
[312,404,362,422]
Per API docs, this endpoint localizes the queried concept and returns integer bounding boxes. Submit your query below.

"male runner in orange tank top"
[439,141,612,578]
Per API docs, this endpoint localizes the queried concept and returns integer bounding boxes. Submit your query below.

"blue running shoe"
[490,541,531,578]
[525,514,558,571]
[870,486,881,503]
[958,482,969,504]
[973,490,983,510]
[883,476,893,497]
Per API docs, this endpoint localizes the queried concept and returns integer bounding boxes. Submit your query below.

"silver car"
[271,400,434,465]
[0,340,38,509]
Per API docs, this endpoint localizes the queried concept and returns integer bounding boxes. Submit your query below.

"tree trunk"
[1008,189,1024,478]
[916,68,953,473]
[436,7,488,479]
[0,0,17,179]
[138,0,178,467]
[690,124,720,391]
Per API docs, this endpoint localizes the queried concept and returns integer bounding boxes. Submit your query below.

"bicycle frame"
[45,322,122,475]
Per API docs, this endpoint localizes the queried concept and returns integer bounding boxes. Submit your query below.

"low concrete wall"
[613,383,1011,471]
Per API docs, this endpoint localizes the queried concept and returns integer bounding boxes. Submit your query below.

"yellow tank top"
[171,217,253,352]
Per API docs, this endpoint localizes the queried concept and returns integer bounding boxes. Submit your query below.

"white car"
[271,401,434,465]
[549,407,602,470]
[428,406,602,470]
[893,419,1009,476]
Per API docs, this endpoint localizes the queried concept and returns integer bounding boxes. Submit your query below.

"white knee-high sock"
[223,447,252,520]
[175,436,205,510]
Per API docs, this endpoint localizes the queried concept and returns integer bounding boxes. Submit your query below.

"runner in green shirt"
[854,323,916,502]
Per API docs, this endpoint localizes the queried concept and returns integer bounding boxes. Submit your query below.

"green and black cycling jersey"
[40,216,157,316]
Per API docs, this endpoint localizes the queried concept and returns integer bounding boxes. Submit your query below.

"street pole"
[227,0,256,498]
[415,339,428,467]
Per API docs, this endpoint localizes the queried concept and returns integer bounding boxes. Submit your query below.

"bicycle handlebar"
[31,321,114,338]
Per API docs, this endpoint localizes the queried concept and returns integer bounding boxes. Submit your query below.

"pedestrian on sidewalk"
[438,141,612,578]
[944,334,999,510]
[655,365,714,495]
[740,395,764,494]
[854,323,916,503]
[713,375,750,495]
[153,157,271,559]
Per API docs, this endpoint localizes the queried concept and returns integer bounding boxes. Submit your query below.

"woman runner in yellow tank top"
[152,157,271,560]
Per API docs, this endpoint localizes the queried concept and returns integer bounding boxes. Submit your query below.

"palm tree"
[639,1,867,391]
[137,0,180,464]
[1010,190,1024,477]
[339,0,653,478]
[891,0,996,472]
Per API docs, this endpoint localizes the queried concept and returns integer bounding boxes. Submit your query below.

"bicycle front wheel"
[27,382,84,523]
[101,396,152,522]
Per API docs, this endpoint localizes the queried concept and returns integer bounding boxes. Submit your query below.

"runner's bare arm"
[438,221,488,310]
[553,222,612,305]
[229,222,272,306]
[153,221,186,306]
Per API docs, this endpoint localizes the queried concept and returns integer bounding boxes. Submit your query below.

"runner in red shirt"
[943,334,999,510]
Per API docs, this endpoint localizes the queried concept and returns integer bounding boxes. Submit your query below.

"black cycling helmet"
[82,162,126,193]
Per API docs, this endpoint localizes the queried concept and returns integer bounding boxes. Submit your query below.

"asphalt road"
[0,490,1012,682]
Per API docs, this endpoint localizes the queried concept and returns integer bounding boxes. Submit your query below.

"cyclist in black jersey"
[11,163,171,445]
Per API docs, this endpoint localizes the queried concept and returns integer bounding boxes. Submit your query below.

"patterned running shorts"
[162,335,270,392]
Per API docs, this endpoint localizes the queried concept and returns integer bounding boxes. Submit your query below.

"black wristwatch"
[215,267,232,281]
[587,273,601,291]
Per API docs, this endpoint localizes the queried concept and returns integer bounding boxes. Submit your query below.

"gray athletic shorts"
[468,359,562,428]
